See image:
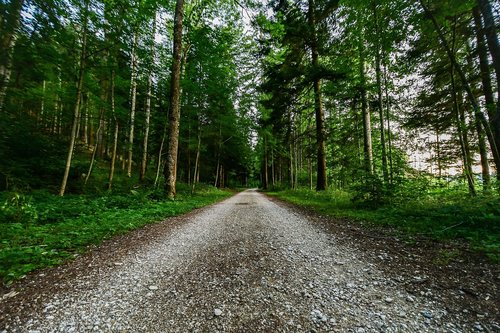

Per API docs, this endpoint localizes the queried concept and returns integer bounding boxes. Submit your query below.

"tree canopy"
[0,0,498,197]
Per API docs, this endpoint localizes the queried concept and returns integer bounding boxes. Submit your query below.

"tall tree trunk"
[214,158,220,187]
[214,125,221,188]
[83,98,89,145]
[53,69,62,134]
[289,142,293,189]
[127,32,139,178]
[476,1,500,179]
[477,0,500,96]
[140,74,152,181]
[451,65,476,195]
[476,115,491,190]
[76,96,84,141]
[383,54,394,183]
[191,124,201,194]
[359,43,374,175]
[373,0,389,183]
[164,0,185,198]
[436,131,442,178]
[140,14,157,182]
[85,106,105,185]
[459,93,475,194]
[154,115,169,189]
[451,17,476,195]
[308,0,327,191]
[39,80,46,127]
[96,84,108,157]
[421,0,500,180]
[0,0,25,112]
[59,0,89,196]
[263,135,269,190]
[108,71,118,190]
[271,148,275,187]
[473,6,495,120]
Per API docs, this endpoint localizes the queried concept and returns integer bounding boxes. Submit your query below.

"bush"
[0,193,38,224]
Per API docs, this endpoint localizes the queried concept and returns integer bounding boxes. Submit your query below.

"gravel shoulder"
[1,189,498,332]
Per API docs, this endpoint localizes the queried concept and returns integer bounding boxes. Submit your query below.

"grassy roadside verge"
[0,185,233,285]
[267,188,500,262]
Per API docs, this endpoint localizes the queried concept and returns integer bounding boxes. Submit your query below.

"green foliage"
[0,115,66,190]
[350,175,389,208]
[269,183,500,262]
[0,185,232,285]
[0,193,38,224]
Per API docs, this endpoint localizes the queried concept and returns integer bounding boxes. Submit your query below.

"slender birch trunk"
[59,0,89,196]
[373,0,389,183]
[108,71,118,190]
[359,42,374,175]
[191,125,201,194]
[85,106,105,185]
[140,13,157,181]
[39,80,46,126]
[127,31,139,178]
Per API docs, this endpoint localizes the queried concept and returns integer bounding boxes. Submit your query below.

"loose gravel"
[1,189,498,332]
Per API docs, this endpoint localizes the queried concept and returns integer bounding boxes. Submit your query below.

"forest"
[0,0,499,283]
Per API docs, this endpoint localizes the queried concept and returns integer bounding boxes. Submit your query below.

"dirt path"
[1,189,498,332]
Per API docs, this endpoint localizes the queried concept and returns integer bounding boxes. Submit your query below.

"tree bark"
[127,32,139,178]
[85,106,105,185]
[263,135,269,190]
[308,0,327,191]
[373,0,389,183]
[473,6,495,120]
[477,0,500,97]
[476,0,500,179]
[59,0,89,196]
[476,115,490,190]
[436,131,442,178]
[164,0,185,198]
[191,124,201,194]
[39,80,46,126]
[140,14,157,182]
[450,58,476,195]
[383,54,394,183]
[359,43,374,175]
[0,0,25,112]
[108,71,118,190]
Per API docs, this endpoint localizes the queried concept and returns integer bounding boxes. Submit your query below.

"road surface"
[1,189,497,332]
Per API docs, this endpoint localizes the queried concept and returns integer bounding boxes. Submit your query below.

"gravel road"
[1,189,498,332]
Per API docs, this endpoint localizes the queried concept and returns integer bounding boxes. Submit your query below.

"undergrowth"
[268,187,500,262]
[0,184,232,285]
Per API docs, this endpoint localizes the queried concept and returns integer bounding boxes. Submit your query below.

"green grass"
[0,184,233,285]
[268,188,500,262]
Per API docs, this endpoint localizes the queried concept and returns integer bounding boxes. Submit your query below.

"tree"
[0,0,25,112]
[308,0,327,190]
[164,0,185,198]
[420,0,498,187]
[59,0,89,196]
[477,0,500,180]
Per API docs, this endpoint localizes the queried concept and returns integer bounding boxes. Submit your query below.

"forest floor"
[0,189,498,332]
